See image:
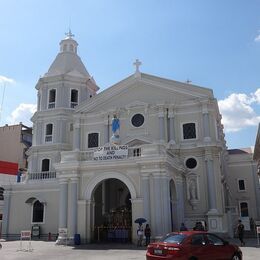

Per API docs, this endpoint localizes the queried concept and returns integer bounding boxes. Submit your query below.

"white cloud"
[0,75,15,84]
[7,103,37,126]
[218,89,260,132]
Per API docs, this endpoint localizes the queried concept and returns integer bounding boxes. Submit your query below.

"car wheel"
[231,254,241,260]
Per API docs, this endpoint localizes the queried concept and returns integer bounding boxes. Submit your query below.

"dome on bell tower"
[44,30,91,78]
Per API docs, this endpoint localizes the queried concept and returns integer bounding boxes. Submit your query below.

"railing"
[45,135,53,142]
[48,102,55,109]
[70,102,78,108]
[28,171,56,180]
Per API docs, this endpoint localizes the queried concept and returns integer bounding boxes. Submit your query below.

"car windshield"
[160,233,187,244]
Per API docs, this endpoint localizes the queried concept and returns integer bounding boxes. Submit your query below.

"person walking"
[144,224,151,246]
[236,220,245,246]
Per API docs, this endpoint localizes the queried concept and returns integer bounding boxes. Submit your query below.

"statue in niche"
[189,179,197,200]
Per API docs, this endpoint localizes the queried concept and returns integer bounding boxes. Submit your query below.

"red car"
[146,231,242,260]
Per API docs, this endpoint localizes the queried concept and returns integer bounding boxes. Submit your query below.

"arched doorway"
[169,179,178,231]
[92,178,132,243]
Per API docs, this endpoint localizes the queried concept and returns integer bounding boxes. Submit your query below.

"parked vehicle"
[146,231,242,260]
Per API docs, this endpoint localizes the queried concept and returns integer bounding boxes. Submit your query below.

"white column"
[175,177,185,228]
[103,115,109,144]
[69,177,78,237]
[141,174,151,224]
[202,103,211,142]
[168,107,175,144]
[73,119,80,150]
[59,178,68,229]
[2,190,11,237]
[152,174,163,236]
[158,106,165,143]
[161,175,171,234]
[86,200,92,243]
[205,153,217,212]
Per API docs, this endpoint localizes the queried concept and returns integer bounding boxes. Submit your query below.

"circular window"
[131,114,144,127]
[185,158,197,169]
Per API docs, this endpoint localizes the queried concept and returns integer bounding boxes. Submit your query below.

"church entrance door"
[92,178,132,243]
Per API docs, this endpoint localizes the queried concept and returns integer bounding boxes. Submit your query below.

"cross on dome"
[133,59,142,73]
[65,29,75,39]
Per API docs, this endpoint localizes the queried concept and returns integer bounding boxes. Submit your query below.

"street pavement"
[0,238,259,260]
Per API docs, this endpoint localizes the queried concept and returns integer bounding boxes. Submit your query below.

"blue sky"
[0,0,259,149]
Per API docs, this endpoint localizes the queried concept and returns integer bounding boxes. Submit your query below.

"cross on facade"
[65,29,74,39]
[133,59,142,73]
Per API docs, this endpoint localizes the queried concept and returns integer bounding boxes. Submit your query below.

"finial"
[133,59,142,73]
[65,29,74,39]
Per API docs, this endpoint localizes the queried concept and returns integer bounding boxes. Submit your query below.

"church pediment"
[76,73,213,114]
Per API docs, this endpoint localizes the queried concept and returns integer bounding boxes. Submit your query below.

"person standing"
[236,220,245,246]
[144,224,151,246]
[137,224,144,246]
[180,222,188,231]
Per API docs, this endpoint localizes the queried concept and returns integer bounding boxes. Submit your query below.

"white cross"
[65,29,74,38]
[133,59,142,73]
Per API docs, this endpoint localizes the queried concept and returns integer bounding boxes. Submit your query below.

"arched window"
[41,159,50,172]
[63,44,67,52]
[0,187,4,200]
[69,44,74,52]
[32,200,44,223]
[48,89,56,109]
[70,89,78,108]
[45,124,53,142]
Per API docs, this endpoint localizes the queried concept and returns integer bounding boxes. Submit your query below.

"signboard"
[93,145,128,161]
[21,230,31,239]
[255,221,260,226]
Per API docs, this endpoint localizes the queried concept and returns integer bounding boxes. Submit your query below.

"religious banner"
[93,145,128,161]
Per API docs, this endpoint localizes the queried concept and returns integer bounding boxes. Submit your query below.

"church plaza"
[0,239,260,260]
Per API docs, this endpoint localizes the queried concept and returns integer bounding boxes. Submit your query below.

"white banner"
[93,145,128,161]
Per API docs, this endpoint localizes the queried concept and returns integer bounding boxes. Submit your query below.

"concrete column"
[103,115,109,144]
[205,153,217,212]
[168,107,175,144]
[175,177,185,228]
[161,175,171,234]
[59,178,68,229]
[158,106,165,143]
[69,177,78,237]
[73,119,80,150]
[202,103,211,142]
[2,190,11,238]
[141,174,151,224]
[86,200,92,243]
[153,174,162,236]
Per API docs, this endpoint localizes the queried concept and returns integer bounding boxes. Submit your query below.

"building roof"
[44,33,90,78]
[228,147,254,155]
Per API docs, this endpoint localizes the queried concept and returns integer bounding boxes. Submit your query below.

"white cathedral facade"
[2,33,259,244]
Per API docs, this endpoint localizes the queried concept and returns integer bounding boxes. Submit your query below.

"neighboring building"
[226,148,260,232]
[253,123,260,177]
[0,161,17,238]
[0,123,32,170]
[2,32,259,243]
